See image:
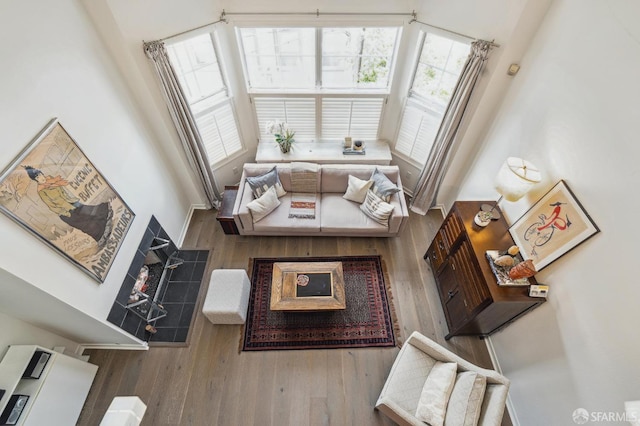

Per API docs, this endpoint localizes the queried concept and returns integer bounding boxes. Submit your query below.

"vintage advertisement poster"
[509,180,599,271]
[0,118,134,282]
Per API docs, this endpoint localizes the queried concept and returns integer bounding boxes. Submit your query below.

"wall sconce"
[474,157,542,227]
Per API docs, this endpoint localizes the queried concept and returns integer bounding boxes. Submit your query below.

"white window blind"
[321,98,384,139]
[394,31,470,165]
[254,97,316,139]
[194,99,243,165]
[395,99,441,164]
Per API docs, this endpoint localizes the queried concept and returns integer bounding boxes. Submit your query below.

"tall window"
[166,33,243,166]
[394,31,470,164]
[238,27,401,140]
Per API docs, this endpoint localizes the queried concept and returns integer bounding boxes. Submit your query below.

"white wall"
[457,0,640,423]
[0,312,81,359]
[0,0,196,344]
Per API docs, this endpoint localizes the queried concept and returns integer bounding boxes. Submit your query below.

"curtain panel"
[143,40,222,209]
[410,40,492,215]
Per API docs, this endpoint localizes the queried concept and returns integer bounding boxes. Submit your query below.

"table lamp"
[474,157,542,227]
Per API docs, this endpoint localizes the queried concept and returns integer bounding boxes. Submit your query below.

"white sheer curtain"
[410,40,493,215]
[143,40,222,209]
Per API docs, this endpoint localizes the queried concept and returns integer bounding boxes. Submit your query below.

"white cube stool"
[203,269,251,324]
[100,396,147,426]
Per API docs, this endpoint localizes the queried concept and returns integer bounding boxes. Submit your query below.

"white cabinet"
[0,345,98,425]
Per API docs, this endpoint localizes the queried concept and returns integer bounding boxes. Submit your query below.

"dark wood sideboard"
[425,201,545,340]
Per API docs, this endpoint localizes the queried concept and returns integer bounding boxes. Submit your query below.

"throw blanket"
[289,193,317,219]
[290,162,318,193]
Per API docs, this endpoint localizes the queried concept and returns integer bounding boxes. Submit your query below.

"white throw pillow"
[415,361,458,426]
[359,189,394,226]
[444,371,487,426]
[247,186,281,223]
[343,175,374,203]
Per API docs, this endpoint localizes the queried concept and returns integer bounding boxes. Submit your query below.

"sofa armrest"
[232,172,255,233]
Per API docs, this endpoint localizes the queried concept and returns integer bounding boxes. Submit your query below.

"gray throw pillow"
[246,166,286,199]
[370,168,400,202]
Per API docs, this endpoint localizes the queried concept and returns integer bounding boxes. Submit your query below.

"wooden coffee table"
[270,262,346,311]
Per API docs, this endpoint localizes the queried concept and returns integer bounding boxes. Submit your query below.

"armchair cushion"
[444,371,487,426]
[415,361,457,426]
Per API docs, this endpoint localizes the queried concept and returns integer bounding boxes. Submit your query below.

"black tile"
[179,303,195,327]
[127,250,145,277]
[148,215,161,235]
[174,328,189,342]
[161,282,189,303]
[197,250,210,262]
[178,250,200,262]
[139,228,155,253]
[152,327,177,342]
[154,303,183,328]
[116,274,135,305]
[185,281,202,303]
[170,262,194,282]
[107,303,127,327]
[192,261,207,282]
[121,311,143,336]
[135,324,149,341]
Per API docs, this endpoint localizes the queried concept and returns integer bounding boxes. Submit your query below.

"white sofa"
[232,163,409,237]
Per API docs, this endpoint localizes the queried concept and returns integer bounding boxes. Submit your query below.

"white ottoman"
[203,269,251,324]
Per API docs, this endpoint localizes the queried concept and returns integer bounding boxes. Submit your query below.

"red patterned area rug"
[242,255,398,351]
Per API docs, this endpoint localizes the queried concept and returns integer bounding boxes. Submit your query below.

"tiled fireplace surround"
[107,216,208,343]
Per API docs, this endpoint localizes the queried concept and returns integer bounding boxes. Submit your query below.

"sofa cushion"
[320,194,389,234]
[343,175,373,203]
[246,166,287,198]
[415,361,458,426]
[321,165,400,193]
[444,371,487,426]
[253,193,321,233]
[246,186,280,223]
[370,168,401,202]
[360,190,394,226]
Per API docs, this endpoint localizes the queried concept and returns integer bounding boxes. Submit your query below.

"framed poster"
[0,118,135,282]
[509,180,599,271]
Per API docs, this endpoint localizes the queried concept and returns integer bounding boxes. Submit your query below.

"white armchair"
[375,331,510,426]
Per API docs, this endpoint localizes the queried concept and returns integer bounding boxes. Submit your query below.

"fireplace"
[107,216,209,343]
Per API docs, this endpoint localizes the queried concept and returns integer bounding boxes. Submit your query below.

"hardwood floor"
[77,207,511,426]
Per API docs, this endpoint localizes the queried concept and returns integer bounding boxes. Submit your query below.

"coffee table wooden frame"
[270,262,346,311]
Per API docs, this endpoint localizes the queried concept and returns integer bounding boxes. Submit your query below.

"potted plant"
[265,120,295,153]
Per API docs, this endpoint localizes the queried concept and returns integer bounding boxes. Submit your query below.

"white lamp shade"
[494,157,541,202]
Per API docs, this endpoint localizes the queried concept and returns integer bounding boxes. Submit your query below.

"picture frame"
[509,180,599,271]
[0,118,135,283]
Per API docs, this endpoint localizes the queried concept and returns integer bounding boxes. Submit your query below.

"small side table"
[216,186,239,235]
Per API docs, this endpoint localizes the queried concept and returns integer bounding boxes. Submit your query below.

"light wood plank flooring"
[77,207,511,426]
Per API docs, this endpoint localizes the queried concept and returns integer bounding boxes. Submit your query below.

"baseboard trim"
[432,203,447,219]
[178,204,207,246]
[484,336,520,426]
[77,342,149,355]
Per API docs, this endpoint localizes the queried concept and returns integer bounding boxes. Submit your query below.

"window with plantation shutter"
[238,26,401,142]
[321,98,384,140]
[166,33,244,167]
[254,98,316,139]
[193,99,242,165]
[394,31,470,165]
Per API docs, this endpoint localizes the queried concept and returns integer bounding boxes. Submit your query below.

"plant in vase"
[266,120,295,153]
